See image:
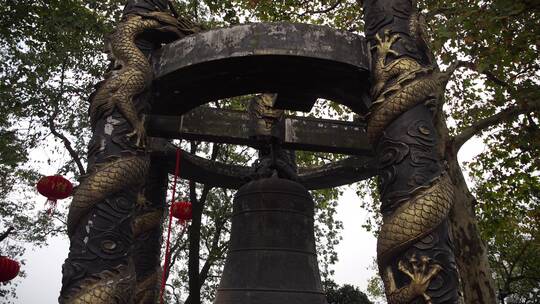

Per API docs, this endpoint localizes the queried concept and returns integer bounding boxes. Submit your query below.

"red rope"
[45,199,57,216]
[160,148,181,303]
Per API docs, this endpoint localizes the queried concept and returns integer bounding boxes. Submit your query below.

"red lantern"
[36,175,73,215]
[171,201,192,224]
[0,256,20,282]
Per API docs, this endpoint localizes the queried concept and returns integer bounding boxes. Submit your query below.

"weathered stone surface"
[151,22,371,114]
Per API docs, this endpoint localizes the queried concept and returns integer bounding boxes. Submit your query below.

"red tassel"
[160,149,185,303]
[45,199,58,216]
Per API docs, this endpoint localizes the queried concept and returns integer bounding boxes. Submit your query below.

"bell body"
[215,177,327,304]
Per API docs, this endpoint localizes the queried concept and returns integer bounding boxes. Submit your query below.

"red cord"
[160,148,181,303]
[45,199,57,216]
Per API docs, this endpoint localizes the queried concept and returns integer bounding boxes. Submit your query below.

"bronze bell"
[215,177,327,304]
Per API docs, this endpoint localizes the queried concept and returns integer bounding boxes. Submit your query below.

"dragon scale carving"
[62,265,135,304]
[132,209,162,238]
[134,272,160,303]
[377,174,454,263]
[366,17,458,304]
[67,155,149,237]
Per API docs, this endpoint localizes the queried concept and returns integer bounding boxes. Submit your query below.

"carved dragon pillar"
[362,1,459,303]
[59,1,197,302]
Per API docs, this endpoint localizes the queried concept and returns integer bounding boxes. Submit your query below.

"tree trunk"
[436,110,498,303]
[186,181,202,304]
[447,149,498,303]
[436,106,496,304]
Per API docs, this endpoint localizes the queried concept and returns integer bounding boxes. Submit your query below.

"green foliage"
[469,118,540,303]
[365,259,385,304]
[192,0,363,30]
[0,0,125,298]
[420,0,540,138]
[355,178,381,234]
[417,1,540,301]
[324,280,373,304]
[313,187,344,280]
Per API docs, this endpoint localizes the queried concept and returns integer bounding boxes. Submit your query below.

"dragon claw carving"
[397,255,441,304]
[383,255,442,304]
[373,30,400,57]
[126,121,147,148]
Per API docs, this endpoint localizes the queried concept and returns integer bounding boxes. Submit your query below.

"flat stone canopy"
[151,22,371,115]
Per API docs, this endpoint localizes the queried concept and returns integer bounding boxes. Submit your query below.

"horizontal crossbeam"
[146,107,373,155]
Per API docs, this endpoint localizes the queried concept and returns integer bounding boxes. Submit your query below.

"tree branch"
[49,62,86,176]
[452,99,540,149]
[198,219,224,285]
[49,112,86,176]
[0,227,14,243]
[456,60,512,90]
[165,226,188,282]
[296,0,343,17]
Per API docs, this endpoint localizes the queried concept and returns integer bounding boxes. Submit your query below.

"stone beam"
[145,107,373,155]
[149,139,376,190]
[150,22,371,115]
